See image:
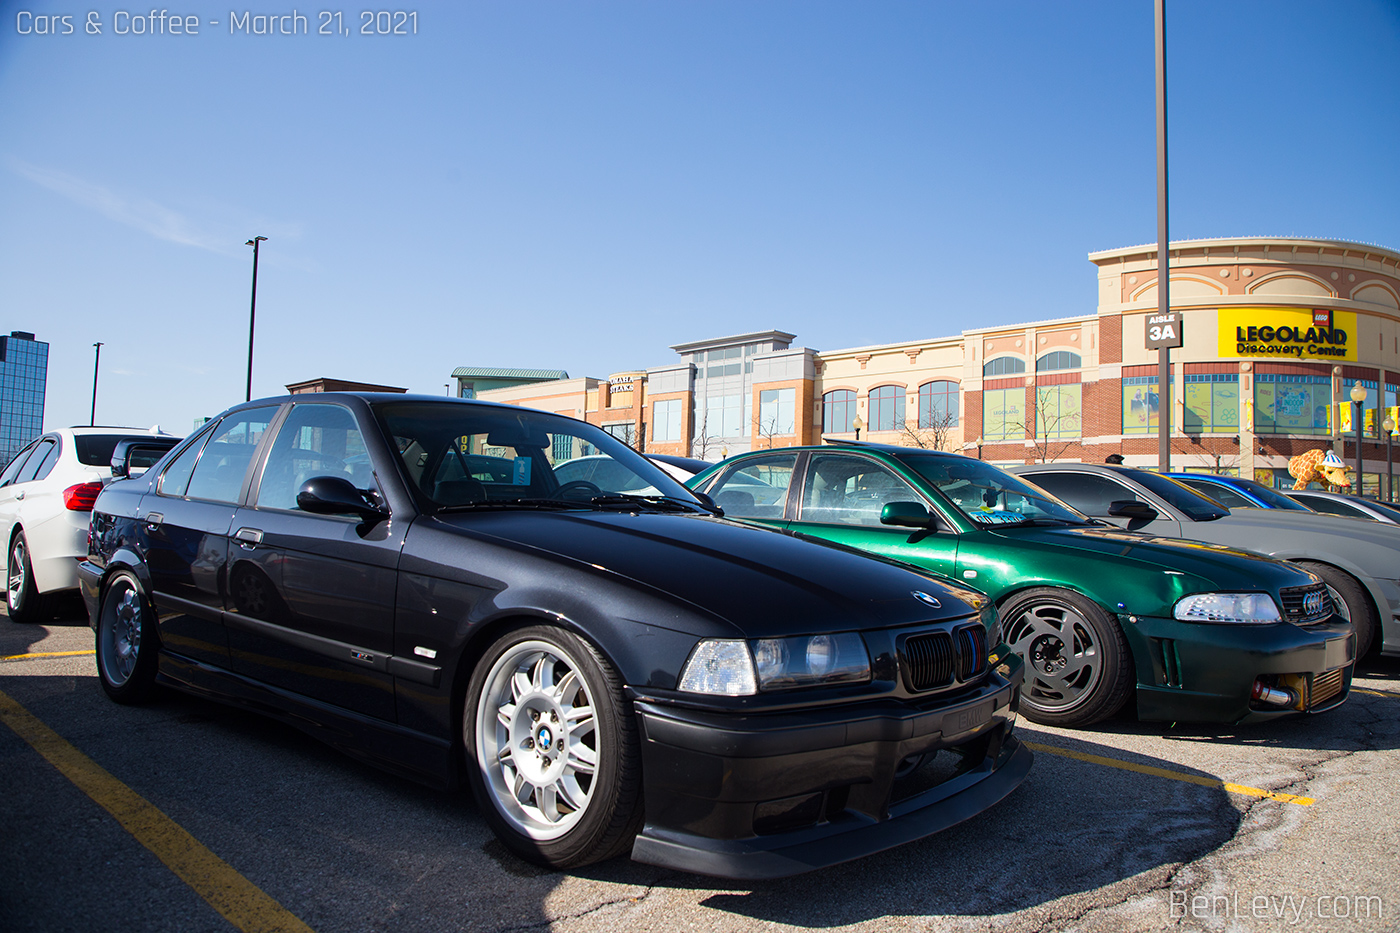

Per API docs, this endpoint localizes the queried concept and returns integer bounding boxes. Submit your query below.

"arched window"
[1036,351,1082,372]
[869,385,906,432]
[822,390,856,434]
[918,381,959,428]
[983,357,1026,376]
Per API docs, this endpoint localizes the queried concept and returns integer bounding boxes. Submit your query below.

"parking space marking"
[0,687,315,933]
[1023,740,1315,806]
[1352,687,1400,699]
[1,649,96,662]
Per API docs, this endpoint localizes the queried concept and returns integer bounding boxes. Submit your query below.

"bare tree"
[894,409,957,451]
[1010,392,1080,463]
[691,413,721,461]
[752,412,792,450]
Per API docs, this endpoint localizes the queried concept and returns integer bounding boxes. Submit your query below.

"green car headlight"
[1173,592,1281,624]
[751,633,871,690]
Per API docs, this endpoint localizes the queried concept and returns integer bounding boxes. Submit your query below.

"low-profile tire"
[464,624,644,871]
[1001,587,1132,727]
[7,531,52,624]
[1296,562,1376,660]
[96,572,162,704]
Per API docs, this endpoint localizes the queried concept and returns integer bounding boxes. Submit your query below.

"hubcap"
[8,539,25,610]
[1005,601,1101,711]
[100,587,142,686]
[475,640,598,840]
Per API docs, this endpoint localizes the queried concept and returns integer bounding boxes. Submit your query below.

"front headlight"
[1173,592,1281,624]
[678,634,872,695]
[980,599,1002,646]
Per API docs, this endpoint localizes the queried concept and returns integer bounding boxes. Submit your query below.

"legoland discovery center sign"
[1218,308,1357,362]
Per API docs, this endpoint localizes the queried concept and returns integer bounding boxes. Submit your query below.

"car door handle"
[144,511,163,530]
[13,491,23,500]
[234,527,264,548]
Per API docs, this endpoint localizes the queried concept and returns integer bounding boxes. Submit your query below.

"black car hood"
[434,510,982,637]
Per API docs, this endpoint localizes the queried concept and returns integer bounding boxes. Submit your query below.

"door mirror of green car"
[881,501,936,529]
[1107,499,1157,521]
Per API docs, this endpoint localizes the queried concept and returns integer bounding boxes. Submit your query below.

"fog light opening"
[1251,678,1298,708]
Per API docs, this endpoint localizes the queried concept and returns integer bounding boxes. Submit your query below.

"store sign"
[1217,308,1357,362]
[1145,312,1183,350]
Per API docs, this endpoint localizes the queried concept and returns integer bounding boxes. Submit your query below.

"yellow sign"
[1218,308,1357,362]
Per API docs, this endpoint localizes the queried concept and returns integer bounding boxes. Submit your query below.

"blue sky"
[2,0,1397,433]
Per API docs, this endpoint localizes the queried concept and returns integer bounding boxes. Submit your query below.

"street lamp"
[90,342,103,426]
[1384,416,1395,502]
[852,415,864,441]
[975,436,984,460]
[1351,382,1367,495]
[245,236,268,401]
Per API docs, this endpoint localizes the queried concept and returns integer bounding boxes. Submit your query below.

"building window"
[1254,373,1329,436]
[702,394,743,438]
[918,381,959,428]
[652,399,683,442]
[983,357,1026,377]
[822,390,856,434]
[1123,376,1163,435]
[1035,384,1082,438]
[869,385,905,432]
[458,383,475,399]
[1341,378,1381,435]
[1183,374,1239,434]
[603,423,636,447]
[1035,351,1081,372]
[758,388,795,436]
[983,387,1025,441]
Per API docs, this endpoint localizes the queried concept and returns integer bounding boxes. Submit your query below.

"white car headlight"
[678,640,757,696]
[1173,592,1281,624]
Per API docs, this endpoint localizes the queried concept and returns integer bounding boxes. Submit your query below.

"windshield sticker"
[971,508,1025,525]
[512,457,532,485]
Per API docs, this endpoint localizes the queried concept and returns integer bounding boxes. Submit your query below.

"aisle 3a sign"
[1146,312,1184,350]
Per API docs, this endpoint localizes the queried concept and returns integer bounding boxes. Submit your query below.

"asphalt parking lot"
[3,606,1397,933]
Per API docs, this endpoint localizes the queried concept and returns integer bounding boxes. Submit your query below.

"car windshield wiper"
[1012,517,1090,527]
[435,498,579,513]
[588,494,716,514]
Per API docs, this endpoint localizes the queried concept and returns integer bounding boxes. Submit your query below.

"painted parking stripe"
[0,688,315,933]
[1,649,96,662]
[1023,740,1315,806]
[1352,687,1400,699]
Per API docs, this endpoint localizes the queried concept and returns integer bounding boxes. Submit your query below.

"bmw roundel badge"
[912,591,942,609]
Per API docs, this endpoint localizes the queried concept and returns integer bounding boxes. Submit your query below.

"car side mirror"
[1107,500,1157,520]
[691,491,722,515]
[881,501,936,529]
[297,475,388,522]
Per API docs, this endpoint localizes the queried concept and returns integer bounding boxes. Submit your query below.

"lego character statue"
[1287,448,1352,491]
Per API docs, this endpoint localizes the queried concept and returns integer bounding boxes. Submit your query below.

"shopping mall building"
[476,236,1400,490]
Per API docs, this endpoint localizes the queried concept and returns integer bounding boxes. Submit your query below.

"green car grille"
[1279,584,1333,626]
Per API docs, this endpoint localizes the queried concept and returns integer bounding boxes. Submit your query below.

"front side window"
[256,404,372,511]
[869,386,905,432]
[706,453,797,520]
[822,390,855,434]
[183,407,279,505]
[801,454,922,526]
[1179,480,1251,510]
[902,456,1088,526]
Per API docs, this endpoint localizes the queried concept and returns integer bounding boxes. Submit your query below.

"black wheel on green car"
[7,530,53,624]
[1296,562,1375,659]
[1001,587,1132,727]
[96,572,162,704]
[464,624,644,870]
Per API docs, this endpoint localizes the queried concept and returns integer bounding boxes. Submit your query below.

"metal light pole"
[90,342,103,426]
[1351,382,1367,495]
[1384,416,1395,502]
[245,236,267,401]
[852,415,864,441]
[1154,0,1171,472]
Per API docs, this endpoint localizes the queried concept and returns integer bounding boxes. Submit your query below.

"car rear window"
[74,434,136,466]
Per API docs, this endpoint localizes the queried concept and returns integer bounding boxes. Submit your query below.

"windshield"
[899,454,1091,526]
[374,401,703,511]
[1231,478,1312,511]
[1117,468,1230,521]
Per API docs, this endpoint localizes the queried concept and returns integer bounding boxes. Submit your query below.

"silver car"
[1013,463,1399,659]
[1285,490,1400,525]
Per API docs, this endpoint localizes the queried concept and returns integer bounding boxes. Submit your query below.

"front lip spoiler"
[629,734,1031,879]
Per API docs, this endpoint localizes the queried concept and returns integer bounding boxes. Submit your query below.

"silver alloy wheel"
[100,586,144,687]
[8,537,26,611]
[475,639,599,840]
[1004,601,1102,711]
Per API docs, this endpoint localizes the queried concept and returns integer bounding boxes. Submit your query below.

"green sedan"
[688,442,1354,727]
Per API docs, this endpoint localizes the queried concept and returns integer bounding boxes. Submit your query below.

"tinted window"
[707,454,797,520]
[1180,480,1252,510]
[1119,469,1229,520]
[1296,496,1368,519]
[124,445,174,477]
[15,439,56,483]
[74,434,137,466]
[185,408,279,505]
[159,429,214,498]
[1021,471,1140,518]
[802,455,920,526]
[1230,478,1311,511]
[257,404,372,511]
[0,443,37,487]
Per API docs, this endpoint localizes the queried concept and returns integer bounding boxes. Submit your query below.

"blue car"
[1165,473,1315,513]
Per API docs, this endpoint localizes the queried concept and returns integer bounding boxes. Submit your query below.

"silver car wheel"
[99,586,143,687]
[8,536,26,611]
[474,639,600,841]
[1005,601,1103,712]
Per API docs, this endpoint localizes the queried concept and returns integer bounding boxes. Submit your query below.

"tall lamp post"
[1384,416,1395,502]
[90,342,103,426]
[1351,382,1367,495]
[245,236,267,401]
[852,415,864,441]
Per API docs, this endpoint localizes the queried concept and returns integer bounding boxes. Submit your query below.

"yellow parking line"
[1,649,96,661]
[1352,687,1400,699]
[1023,741,1315,806]
[0,688,315,933]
